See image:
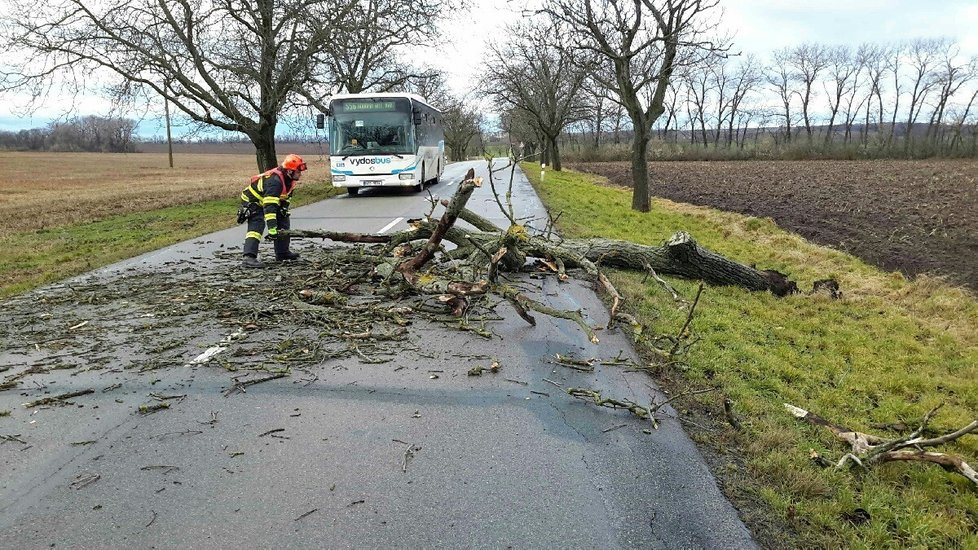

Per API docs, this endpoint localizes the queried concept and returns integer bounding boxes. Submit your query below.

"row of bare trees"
[0,116,137,152]
[557,38,978,158]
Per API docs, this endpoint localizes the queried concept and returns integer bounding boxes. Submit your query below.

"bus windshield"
[329,99,416,156]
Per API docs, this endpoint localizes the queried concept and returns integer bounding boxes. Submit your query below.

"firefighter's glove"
[236,204,250,224]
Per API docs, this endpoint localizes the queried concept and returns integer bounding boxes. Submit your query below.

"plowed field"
[569,160,978,291]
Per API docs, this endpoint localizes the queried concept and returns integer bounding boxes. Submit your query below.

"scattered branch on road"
[566,388,651,419]
[785,403,978,486]
[70,472,101,490]
[294,509,319,522]
[551,354,596,372]
[22,389,94,409]
[138,402,170,415]
[223,373,289,397]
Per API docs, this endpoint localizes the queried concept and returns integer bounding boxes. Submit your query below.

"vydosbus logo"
[350,157,393,166]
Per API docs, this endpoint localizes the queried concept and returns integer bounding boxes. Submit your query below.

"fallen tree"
[285,163,822,342]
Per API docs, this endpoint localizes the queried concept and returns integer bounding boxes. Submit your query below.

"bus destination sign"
[339,101,396,113]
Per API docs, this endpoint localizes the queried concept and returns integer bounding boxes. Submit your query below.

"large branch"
[396,168,481,283]
[786,403,978,486]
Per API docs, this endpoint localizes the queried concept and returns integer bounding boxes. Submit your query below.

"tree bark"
[251,121,279,171]
[630,129,652,212]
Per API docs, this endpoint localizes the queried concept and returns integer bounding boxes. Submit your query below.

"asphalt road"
[0,159,755,549]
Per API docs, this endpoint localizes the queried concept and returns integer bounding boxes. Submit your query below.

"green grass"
[524,163,978,548]
[3,184,338,299]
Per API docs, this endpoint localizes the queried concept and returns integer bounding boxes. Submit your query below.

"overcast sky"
[2,0,977,134]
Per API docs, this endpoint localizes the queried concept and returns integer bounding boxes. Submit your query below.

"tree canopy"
[0,0,458,170]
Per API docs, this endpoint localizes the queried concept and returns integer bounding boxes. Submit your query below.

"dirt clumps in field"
[569,159,978,291]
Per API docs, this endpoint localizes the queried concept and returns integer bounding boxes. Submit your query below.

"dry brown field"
[0,151,332,236]
[571,159,978,291]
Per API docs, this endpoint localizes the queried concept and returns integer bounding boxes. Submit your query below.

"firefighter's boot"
[241,255,263,268]
[275,237,301,262]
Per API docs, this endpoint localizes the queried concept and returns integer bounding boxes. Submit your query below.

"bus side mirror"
[315,113,325,129]
[413,108,422,126]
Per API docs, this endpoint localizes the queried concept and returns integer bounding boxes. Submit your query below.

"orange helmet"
[282,154,308,172]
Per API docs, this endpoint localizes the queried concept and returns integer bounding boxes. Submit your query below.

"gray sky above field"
[1,0,976,135]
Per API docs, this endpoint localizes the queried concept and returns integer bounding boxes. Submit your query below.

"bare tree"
[788,42,829,141]
[884,42,906,146]
[685,62,711,147]
[726,54,762,148]
[821,45,859,145]
[766,47,796,144]
[442,96,484,161]
[948,57,978,153]
[541,0,724,211]
[859,45,887,146]
[483,19,589,171]
[926,41,973,150]
[901,38,945,151]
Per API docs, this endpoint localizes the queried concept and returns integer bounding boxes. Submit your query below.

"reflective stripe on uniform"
[246,231,262,240]
[262,196,280,206]
[264,213,277,221]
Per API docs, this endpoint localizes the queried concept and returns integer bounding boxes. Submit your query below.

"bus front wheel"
[414,163,425,192]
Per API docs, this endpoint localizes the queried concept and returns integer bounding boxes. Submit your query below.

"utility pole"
[164,97,174,168]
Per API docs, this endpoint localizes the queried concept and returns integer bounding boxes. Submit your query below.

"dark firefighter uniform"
[240,160,305,266]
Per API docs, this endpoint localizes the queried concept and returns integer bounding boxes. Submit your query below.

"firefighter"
[239,153,308,268]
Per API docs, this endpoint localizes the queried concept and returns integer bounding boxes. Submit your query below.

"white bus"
[322,93,445,196]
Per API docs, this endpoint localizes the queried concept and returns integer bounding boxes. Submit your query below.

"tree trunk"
[251,121,278,171]
[549,135,562,171]
[538,233,798,296]
[630,129,651,212]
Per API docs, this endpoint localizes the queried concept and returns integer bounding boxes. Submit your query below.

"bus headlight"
[332,175,346,182]
[398,173,415,180]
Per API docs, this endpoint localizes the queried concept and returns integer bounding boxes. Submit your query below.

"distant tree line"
[0,116,137,153]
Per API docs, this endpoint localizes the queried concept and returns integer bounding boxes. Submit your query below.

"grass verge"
[523,163,978,549]
[3,184,338,299]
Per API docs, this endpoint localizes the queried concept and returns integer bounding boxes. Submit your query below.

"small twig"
[602,423,628,433]
[223,372,287,397]
[70,472,101,490]
[642,265,685,302]
[294,508,319,521]
[401,443,420,473]
[648,386,719,415]
[140,465,180,475]
[670,283,704,355]
[145,510,157,528]
[542,378,562,388]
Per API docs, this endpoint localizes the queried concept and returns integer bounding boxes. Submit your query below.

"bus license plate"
[363,180,384,186]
